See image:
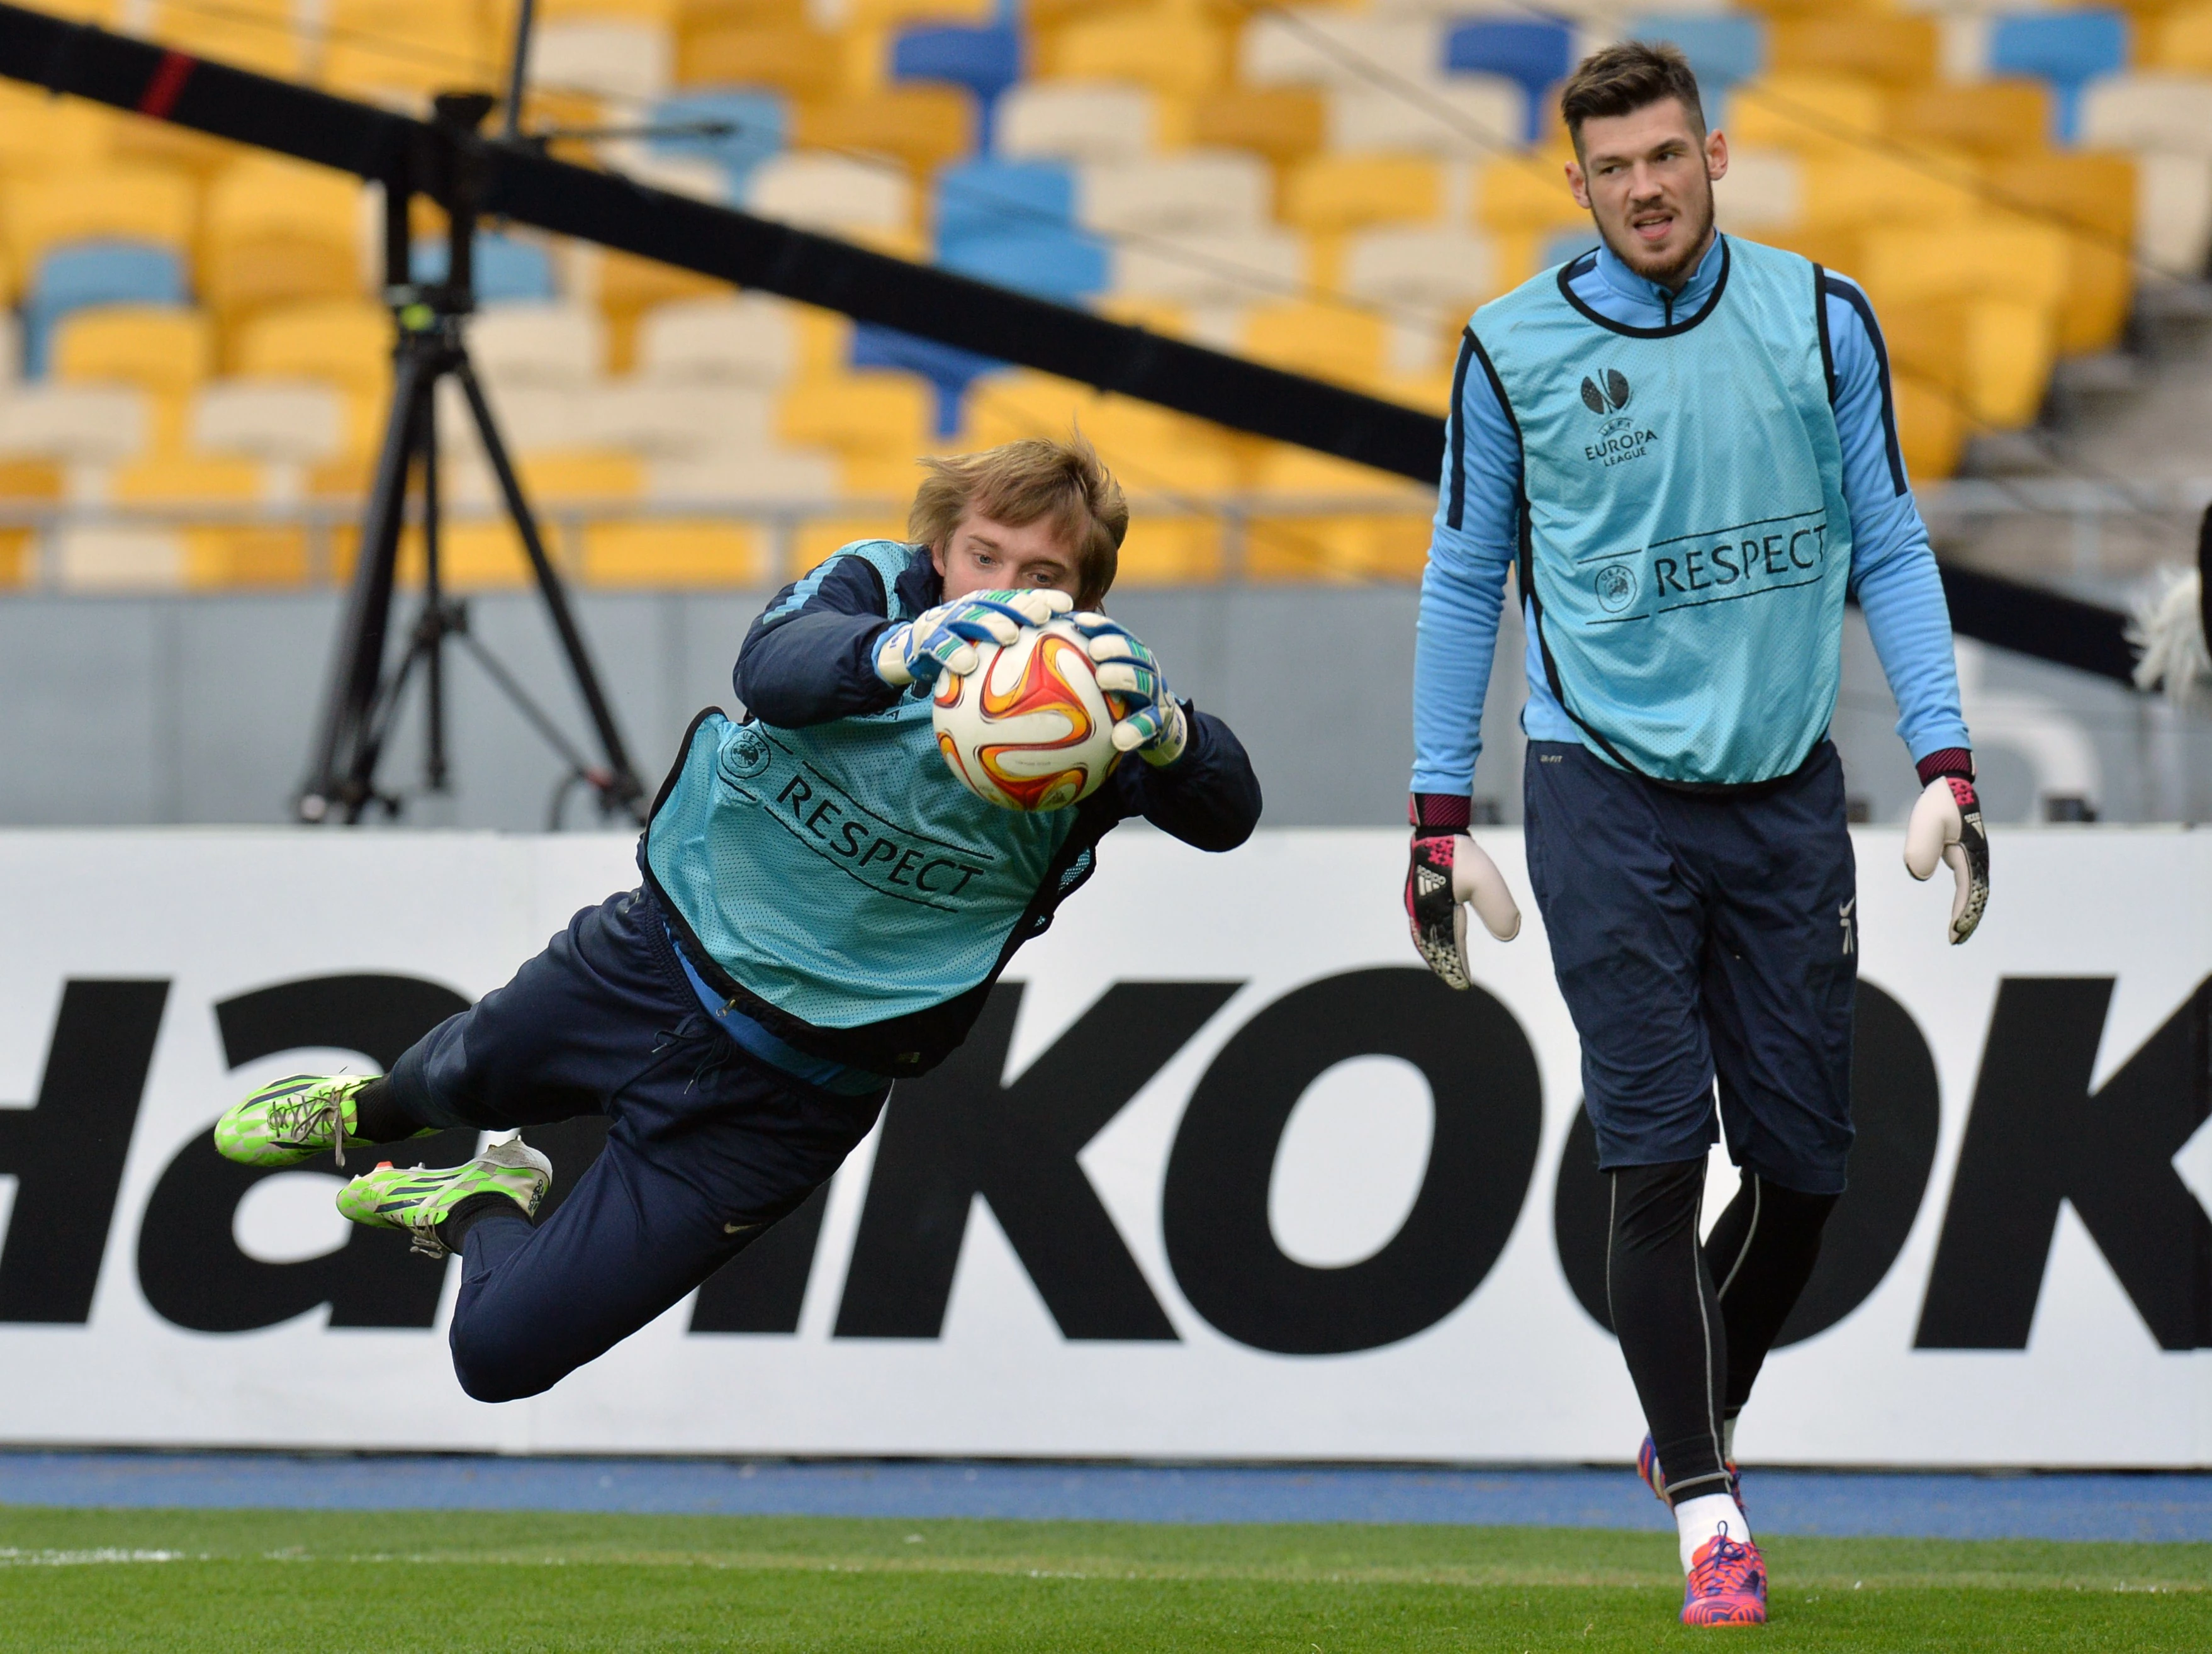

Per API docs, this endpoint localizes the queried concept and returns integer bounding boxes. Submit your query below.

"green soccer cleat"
[335,1135,554,1259]
[213,1074,416,1169]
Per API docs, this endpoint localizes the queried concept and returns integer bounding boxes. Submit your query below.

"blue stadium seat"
[936,158,1074,242]
[23,241,188,376]
[1988,10,2129,143]
[938,228,1108,303]
[1445,19,1576,143]
[411,234,558,304]
[893,22,1023,150]
[648,89,787,198]
[851,323,999,437]
[1629,14,1764,125]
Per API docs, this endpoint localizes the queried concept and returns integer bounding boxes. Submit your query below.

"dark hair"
[1558,41,1706,149]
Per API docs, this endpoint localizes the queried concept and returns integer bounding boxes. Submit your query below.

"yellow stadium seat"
[519,450,648,501]
[1891,81,2053,160]
[323,0,501,97]
[184,526,312,588]
[1893,374,1964,480]
[1241,302,1386,386]
[793,89,974,177]
[1177,87,1327,166]
[1113,515,1223,585]
[109,453,264,503]
[1858,217,2072,313]
[233,299,393,455]
[1474,151,1587,235]
[1985,152,2136,354]
[1768,15,1938,88]
[541,0,683,19]
[0,459,62,588]
[201,156,366,322]
[1252,445,1423,502]
[1042,8,1230,98]
[1963,299,2057,429]
[677,23,843,95]
[1797,148,1979,231]
[1243,513,1432,583]
[678,0,807,21]
[2148,3,2212,70]
[1083,401,1244,496]
[424,520,539,590]
[792,512,910,570]
[150,0,308,80]
[0,82,113,175]
[778,373,936,457]
[8,166,196,275]
[596,250,731,372]
[1727,75,1885,158]
[581,519,766,585]
[1283,157,1444,235]
[845,0,991,22]
[53,306,213,400]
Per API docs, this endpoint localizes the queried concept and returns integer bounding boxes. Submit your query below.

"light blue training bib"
[1474,237,1853,786]
[645,541,1075,1030]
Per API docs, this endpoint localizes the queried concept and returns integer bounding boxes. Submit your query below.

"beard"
[1597,174,1717,291]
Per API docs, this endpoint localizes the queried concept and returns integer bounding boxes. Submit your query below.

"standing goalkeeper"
[1405,44,1987,1628]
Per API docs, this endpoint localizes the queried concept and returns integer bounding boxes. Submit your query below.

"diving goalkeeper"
[213,434,1260,1402]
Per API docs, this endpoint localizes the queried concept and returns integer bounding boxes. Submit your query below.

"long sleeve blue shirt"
[1411,233,1970,796]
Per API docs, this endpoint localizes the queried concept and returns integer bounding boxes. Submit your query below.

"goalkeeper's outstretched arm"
[1103,706,1261,852]
[733,553,903,728]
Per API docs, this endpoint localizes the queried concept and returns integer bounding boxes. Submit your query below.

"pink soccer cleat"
[1681,1528,1767,1626]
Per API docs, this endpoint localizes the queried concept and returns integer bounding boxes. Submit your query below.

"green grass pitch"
[1,1507,2205,1650]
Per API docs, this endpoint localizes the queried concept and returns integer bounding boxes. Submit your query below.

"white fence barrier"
[0,827,2207,1465]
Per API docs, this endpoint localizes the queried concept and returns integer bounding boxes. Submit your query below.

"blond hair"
[909,432,1128,607]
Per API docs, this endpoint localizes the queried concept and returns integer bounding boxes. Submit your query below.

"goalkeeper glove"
[1405,794,1520,990]
[873,588,1072,689]
[1904,749,1989,945]
[1068,612,1190,767]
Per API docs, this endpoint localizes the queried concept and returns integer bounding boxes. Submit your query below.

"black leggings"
[1607,1159,1837,1503]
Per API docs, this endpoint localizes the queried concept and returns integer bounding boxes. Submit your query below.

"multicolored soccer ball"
[932,621,1130,811]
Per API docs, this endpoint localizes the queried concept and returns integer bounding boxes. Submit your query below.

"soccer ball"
[932,620,1129,811]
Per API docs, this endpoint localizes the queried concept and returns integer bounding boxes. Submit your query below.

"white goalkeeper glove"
[1405,795,1520,989]
[1067,612,1189,766]
[1904,758,1989,946]
[873,588,1072,689]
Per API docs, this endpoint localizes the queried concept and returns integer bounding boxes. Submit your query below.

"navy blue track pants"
[1525,739,1858,1194]
[384,887,888,1402]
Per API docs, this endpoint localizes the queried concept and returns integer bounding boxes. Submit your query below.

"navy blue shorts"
[385,887,888,1401]
[1524,740,1857,1195]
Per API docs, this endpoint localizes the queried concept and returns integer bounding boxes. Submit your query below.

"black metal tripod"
[298,92,646,829]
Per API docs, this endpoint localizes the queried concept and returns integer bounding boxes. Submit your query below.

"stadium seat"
[1243,13,1439,93]
[643,89,787,198]
[21,243,189,377]
[936,159,1109,300]
[1984,150,2135,352]
[890,21,1021,149]
[790,512,910,571]
[2132,152,2212,276]
[777,372,937,480]
[581,519,767,586]
[149,0,308,81]
[1627,14,1764,122]
[1326,82,1524,159]
[1890,81,2054,159]
[1252,444,1427,503]
[1046,6,1232,98]
[2149,3,2212,71]
[109,453,267,506]
[323,0,500,98]
[469,303,607,387]
[677,21,843,97]
[1343,227,1496,320]
[647,446,840,507]
[590,380,776,456]
[1798,149,1980,230]
[183,526,313,590]
[192,382,349,466]
[1283,157,1448,235]
[2079,71,2212,155]
[1474,151,1591,235]
[1726,74,1885,156]
[0,81,113,176]
[998,83,1158,163]
[851,324,997,438]
[410,234,560,305]
[1768,14,1938,89]
[50,524,188,592]
[1242,301,1388,388]
[1185,87,1327,167]
[1711,147,1802,233]
[9,164,196,280]
[794,89,974,176]
[52,305,212,449]
[1074,397,1245,497]
[1113,515,1224,585]
[1114,230,1304,308]
[1079,156,1272,235]
[233,298,393,455]
[1987,9,2131,142]
[531,20,676,102]
[0,384,151,466]
[0,459,60,588]
[748,154,915,250]
[636,295,800,384]
[1443,20,1576,143]
[201,156,364,325]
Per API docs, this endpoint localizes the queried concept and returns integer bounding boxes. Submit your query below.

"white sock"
[1675,1492,1751,1573]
